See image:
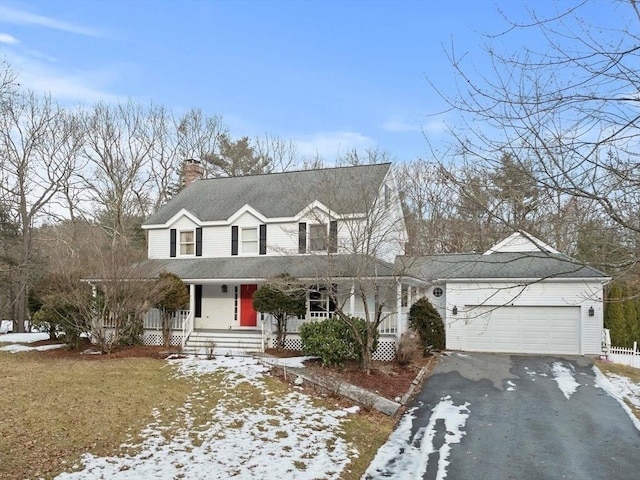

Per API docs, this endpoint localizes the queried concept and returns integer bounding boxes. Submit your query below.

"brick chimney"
[184,159,205,187]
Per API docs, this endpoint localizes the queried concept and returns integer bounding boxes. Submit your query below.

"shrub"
[300,316,376,367]
[409,297,445,355]
[396,332,420,366]
[117,316,144,346]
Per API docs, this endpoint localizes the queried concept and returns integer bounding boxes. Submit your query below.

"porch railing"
[278,311,399,335]
[103,309,189,331]
[182,310,194,349]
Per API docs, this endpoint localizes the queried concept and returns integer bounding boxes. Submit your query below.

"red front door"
[240,284,258,327]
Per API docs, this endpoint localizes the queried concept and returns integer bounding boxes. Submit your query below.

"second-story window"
[309,224,327,251]
[242,227,258,254]
[180,230,195,255]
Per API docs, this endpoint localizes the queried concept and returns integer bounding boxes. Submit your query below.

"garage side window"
[432,286,443,298]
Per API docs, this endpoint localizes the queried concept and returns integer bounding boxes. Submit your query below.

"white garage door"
[463,306,580,355]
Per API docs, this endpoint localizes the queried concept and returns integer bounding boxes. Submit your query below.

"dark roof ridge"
[194,162,392,183]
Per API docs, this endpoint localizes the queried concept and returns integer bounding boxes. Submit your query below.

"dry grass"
[0,351,192,480]
[0,351,395,480]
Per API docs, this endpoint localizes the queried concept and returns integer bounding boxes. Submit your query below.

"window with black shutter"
[170,229,177,257]
[329,220,337,253]
[231,226,238,256]
[298,222,307,253]
[195,285,202,318]
[195,227,202,257]
[259,224,267,255]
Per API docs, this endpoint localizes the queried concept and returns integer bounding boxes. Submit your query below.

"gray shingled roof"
[129,254,396,281]
[144,163,391,225]
[398,252,608,281]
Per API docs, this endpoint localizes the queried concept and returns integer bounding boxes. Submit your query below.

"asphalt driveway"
[365,353,640,480]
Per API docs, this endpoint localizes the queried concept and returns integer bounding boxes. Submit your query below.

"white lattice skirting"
[103,329,183,347]
[274,334,397,361]
[142,331,183,347]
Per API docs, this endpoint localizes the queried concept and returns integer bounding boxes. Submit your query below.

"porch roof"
[134,254,397,282]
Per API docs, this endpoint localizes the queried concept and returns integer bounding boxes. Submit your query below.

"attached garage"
[462,306,580,355]
[404,232,610,356]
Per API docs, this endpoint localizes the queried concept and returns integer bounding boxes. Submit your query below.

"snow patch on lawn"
[56,355,359,480]
[551,362,580,399]
[593,366,640,431]
[0,332,49,343]
[364,395,470,479]
[0,343,64,353]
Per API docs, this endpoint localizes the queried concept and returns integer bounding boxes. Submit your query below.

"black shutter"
[231,226,238,256]
[195,227,203,257]
[195,285,202,318]
[170,229,177,257]
[259,224,267,255]
[298,222,307,253]
[329,220,337,253]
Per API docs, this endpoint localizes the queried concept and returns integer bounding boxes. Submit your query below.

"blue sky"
[0,0,623,162]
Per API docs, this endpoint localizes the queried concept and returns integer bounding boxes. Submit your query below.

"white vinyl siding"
[196,285,235,329]
[444,280,604,355]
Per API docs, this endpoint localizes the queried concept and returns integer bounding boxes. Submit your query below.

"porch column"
[189,284,196,320]
[407,285,412,307]
[349,284,356,316]
[396,281,403,337]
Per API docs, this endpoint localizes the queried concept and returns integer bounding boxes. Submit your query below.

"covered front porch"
[136,279,427,360]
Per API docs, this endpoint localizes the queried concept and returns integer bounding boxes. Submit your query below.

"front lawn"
[0,349,393,479]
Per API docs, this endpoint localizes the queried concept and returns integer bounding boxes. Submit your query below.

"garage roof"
[398,252,608,281]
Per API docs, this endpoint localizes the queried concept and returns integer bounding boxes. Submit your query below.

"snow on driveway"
[551,361,580,399]
[56,355,360,480]
[363,395,469,480]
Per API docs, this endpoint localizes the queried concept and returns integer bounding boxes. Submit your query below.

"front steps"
[183,329,266,355]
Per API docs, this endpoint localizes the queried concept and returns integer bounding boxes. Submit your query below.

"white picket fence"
[602,328,640,369]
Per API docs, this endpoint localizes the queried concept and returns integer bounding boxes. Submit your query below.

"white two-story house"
[138,162,411,359]
[129,161,608,359]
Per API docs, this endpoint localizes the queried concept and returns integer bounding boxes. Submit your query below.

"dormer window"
[309,224,327,251]
[231,224,267,256]
[242,227,258,254]
[180,230,195,255]
[298,221,337,254]
[170,227,202,257]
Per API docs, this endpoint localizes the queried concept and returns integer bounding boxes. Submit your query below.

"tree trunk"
[162,310,171,348]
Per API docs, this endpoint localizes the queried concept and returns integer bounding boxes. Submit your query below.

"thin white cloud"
[5,50,124,104]
[0,32,19,44]
[422,119,447,134]
[294,131,374,158]
[382,116,420,133]
[1,5,105,38]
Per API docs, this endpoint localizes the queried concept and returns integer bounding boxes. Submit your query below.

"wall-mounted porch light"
[452,305,458,315]
[588,306,594,317]
[221,284,228,293]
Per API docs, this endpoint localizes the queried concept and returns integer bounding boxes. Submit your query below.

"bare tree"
[80,101,161,241]
[0,91,83,331]
[433,0,640,280]
[298,163,408,373]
